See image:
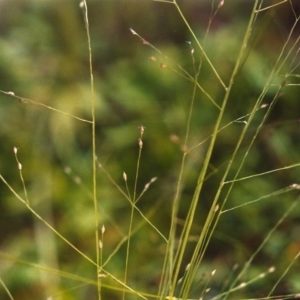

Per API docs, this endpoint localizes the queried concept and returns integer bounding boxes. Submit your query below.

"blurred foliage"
[1,0,300,299]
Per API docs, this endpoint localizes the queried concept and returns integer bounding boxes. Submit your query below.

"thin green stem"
[13,147,29,205]
[0,174,97,266]
[224,162,300,184]
[98,163,167,241]
[175,1,260,298]
[172,1,226,90]
[134,136,143,202]
[222,200,299,300]
[0,175,148,299]
[123,202,135,300]
[0,277,14,300]
[221,185,295,213]
[81,1,101,299]
[102,198,162,268]
[159,32,202,299]
[0,90,92,124]
[124,132,144,300]
[267,249,300,297]
[123,172,132,199]
[129,30,220,110]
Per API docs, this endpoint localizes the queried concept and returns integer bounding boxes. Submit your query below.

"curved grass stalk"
[0,90,92,124]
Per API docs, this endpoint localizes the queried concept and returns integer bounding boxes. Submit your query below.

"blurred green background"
[1,0,300,299]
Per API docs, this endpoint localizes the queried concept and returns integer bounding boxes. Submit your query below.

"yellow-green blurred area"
[1,0,300,299]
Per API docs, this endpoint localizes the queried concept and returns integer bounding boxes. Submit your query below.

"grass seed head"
[138,138,143,148]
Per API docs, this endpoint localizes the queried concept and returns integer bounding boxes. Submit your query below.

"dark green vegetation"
[1,1,300,299]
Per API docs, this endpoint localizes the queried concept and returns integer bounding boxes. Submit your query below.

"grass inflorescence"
[1,0,300,299]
